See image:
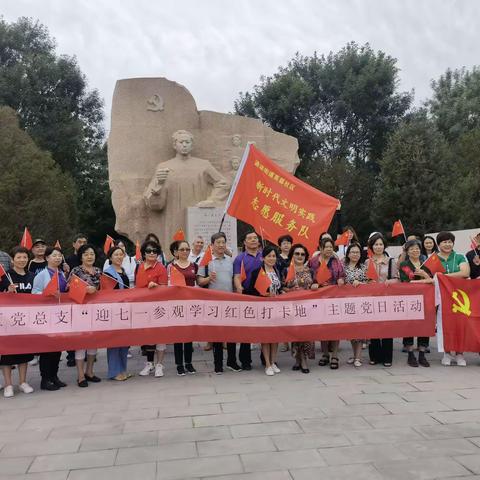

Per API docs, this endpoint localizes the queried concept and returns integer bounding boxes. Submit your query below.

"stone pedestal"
[186,207,238,255]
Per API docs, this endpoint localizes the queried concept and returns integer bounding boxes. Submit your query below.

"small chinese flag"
[103,235,114,254]
[240,260,247,283]
[366,259,379,281]
[254,268,272,296]
[315,261,331,285]
[21,227,33,250]
[199,246,213,267]
[169,265,187,287]
[334,230,351,246]
[100,273,118,290]
[470,237,479,251]
[43,270,59,297]
[0,264,7,279]
[391,220,405,238]
[173,229,185,242]
[54,240,61,249]
[68,274,89,304]
[423,252,446,275]
[367,247,373,258]
[135,240,142,261]
[284,261,296,283]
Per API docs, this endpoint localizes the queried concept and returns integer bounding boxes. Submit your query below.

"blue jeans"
[107,347,129,378]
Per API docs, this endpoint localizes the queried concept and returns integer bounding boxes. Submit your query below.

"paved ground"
[2,341,480,479]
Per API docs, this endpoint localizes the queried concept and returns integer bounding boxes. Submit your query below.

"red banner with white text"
[0,283,435,354]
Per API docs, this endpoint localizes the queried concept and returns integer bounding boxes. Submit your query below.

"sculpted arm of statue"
[144,167,169,211]
[196,164,229,208]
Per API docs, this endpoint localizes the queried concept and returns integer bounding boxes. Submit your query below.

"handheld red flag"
[335,230,351,246]
[54,240,61,249]
[103,235,114,255]
[366,259,379,281]
[392,220,405,238]
[254,268,272,296]
[100,273,118,290]
[173,229,185,242]
[169,265,187,286]
[21,227,33,250]
[43,270,59,297]
[315,261,331,285]
[367,247,373,259]
[284,261,296,283]
[199,246,213,267]
[240,260,247,283]
[135,240,142,261]
[0,264,6,279]
[68,274,89,304]
[422,252,446,275]
[470,237,479,252]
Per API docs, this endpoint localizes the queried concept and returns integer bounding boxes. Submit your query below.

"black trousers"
[213,343,237,369]
[403,337,430,348]
[39,351,61,381]
[238,343,251,367]
[369,339,393,364]
[66,350,75,361]
[174,343,193,366]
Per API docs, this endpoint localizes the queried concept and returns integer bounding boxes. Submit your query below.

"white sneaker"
[455,354,467,367]
[29,356,39,366]
[271,363,281,374]
[139,361,154,376]
[19,382,34,394]
[154,363,164,377]
[3,385,14,398]
[265,366,275,376]
[441,353,452,366]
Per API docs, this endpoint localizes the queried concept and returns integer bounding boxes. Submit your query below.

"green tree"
[234,43,412,239]
[372,112,455,235]
[0,106,77,248]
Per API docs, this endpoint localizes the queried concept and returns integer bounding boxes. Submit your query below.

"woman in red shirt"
[169,240,197,376]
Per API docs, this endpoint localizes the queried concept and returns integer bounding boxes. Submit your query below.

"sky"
[2,0,479,130]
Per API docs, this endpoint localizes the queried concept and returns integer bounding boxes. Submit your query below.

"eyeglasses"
[178,248,191,252]
[293,252,306,256]
[145,249,158,254]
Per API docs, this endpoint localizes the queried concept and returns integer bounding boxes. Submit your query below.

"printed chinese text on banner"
[225,144,340,253]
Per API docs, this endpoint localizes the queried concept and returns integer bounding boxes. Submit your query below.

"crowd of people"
[0,226,479,399]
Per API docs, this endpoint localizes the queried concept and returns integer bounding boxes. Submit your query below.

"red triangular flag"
[334,230,351,246]
[199,246,213,267]
[100,273,118,290]
[315,261,331,285]
[54,240,61,249]
[367,247,373,258]
[103,235,114,254]
[392,220,405,238]
[254,268,272,296]
[135,240,142,261]
[173,229,185,242]
[0,264,6,279]
[284,261,296,283]
[43,270,59,296]
[170,265,187,286]
[423,252,446,275]
[68,274,89,304]
[366,259,379,281]
[240,260,247,283]
[21,227,33,250]
[470,237,479,251]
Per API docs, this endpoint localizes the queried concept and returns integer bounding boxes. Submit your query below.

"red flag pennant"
[366,259,379,281]
[240,260,247,283]
[103,235,114,255]
[43,270,59,297]
[315,261,331,285]
[170,265,187,286]
[254,268,272,296]
[423,252,446,275]
[199,246,213,267]
[0,264,7,279]
[391,220,405,238]
[173,229,185,242]
[284,261,296,283]
[21,227,33,250]
[367,247,373,259]
[68,274,89,304]
[335,230,351,246]
[470,237,479,251]
[135,240,142,261]
[100,273,118,290]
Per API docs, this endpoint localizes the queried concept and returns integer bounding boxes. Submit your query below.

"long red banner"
[0,283,435,354]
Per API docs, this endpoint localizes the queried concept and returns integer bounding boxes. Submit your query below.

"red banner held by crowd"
[225,144,340,253]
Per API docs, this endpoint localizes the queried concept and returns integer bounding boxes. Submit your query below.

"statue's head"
[231,156,240,170]
[172,130,194,156]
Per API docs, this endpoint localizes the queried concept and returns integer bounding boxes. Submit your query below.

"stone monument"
[108,77,299,253]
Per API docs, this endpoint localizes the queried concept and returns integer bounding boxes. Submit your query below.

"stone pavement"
[2,341,480,479]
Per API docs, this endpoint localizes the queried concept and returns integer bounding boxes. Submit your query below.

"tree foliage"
[0,106,77,247]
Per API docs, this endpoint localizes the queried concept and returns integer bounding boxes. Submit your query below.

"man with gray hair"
[188,235,205,264]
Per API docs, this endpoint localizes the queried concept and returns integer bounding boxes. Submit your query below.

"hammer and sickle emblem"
[452,289,471,317]
[147,94,164,112]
